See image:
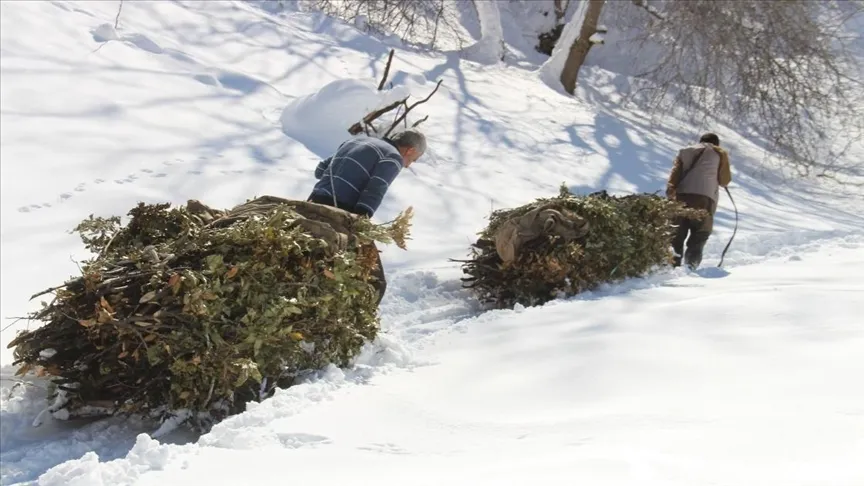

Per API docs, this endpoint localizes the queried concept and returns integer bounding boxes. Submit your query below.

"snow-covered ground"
[1,1,862,484]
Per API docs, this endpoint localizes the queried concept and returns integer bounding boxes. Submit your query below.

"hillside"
[1,1,862,485]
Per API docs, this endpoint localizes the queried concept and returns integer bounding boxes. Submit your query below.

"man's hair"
[699,132,720,146]
[390,129,427,154]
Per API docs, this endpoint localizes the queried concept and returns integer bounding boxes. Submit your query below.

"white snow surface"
[1,0,863,485]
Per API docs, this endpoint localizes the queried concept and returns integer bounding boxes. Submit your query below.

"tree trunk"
[560,0,605,95]
[464,0,505,64]
[554,0,570,22]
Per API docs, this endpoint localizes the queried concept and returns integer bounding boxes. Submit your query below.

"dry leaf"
[226,266,239,279]
[179,391,190,400]
[139,291,157,304]
[323,269,335,279]
[290,332,304,341]
[118,351,129,359]
[79,319,95,328]
[100,296,114,313]
[144,334,157,342]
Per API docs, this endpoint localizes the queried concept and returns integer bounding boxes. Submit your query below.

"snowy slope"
[1,0,863,484]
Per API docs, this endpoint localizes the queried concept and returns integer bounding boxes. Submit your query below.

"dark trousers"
[671,193,716,270]
[307,193,387,306]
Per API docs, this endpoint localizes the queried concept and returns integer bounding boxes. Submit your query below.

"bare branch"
[631,0,663,20]
[384,79,443,138]
[114,0,124,30]
[377,49,395,91]
[347,52,443,138]
[348,99,405,136]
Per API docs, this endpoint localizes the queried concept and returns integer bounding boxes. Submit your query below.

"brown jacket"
[666,143,731,203]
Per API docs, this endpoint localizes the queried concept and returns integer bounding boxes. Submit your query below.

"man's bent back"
[309,135,404,218]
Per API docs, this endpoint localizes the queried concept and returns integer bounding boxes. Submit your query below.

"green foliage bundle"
[459,186,706,309]
[8,196,412,429]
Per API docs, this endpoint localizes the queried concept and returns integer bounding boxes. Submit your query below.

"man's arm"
[717,149,731,187]
[355,158,402,217]
[666,155,683,199]
[314,156,332,180]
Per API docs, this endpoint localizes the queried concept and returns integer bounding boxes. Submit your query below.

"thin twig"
[384,79,443,138]
[114,0,124,30]
[377,49,395,91]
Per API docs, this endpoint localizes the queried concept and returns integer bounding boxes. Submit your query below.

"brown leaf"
[100,296,114,313]
[323,269,336,279]
[144,334,157,342]
[79,319,95,328]
[134,321,153,327]
[35,366,47,377]
[15,363,32,376]
[179,391,190,400]
[226,266,239,279]
[118,351,129,359]
[139,291,157,304]
[191,356,202,365]
[170,273,182,295]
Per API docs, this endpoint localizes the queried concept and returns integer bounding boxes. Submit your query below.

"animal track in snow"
[357,442,410,455]
[12,153,278,214]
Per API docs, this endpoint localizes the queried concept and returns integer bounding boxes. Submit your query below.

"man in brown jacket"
[666,132,732,270]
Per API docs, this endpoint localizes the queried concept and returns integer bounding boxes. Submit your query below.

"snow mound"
[91,23,119,43]
[279,78,413,157]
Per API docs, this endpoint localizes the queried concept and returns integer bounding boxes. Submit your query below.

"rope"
[717,186,738,268]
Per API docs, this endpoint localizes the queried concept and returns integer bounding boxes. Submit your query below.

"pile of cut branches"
[8,196,413,430]
[457,186,705,309]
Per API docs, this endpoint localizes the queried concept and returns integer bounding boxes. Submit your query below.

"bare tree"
[559,0,605,94]
[463,0,506,64]
[618,0,864,177]
[305,0,467,49]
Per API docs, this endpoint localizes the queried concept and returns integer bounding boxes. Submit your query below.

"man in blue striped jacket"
[307,129,426,218]
[307,129,426,306]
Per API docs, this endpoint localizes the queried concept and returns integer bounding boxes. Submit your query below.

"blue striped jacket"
[310,136,404,217]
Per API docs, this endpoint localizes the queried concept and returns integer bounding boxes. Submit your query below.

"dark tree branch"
[376,49,395,91]
[384,79,443,138]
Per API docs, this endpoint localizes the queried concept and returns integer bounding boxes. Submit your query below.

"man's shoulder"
[343,136,402,164]
[344,135,396,151]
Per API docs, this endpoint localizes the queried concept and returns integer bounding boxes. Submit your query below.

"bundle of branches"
[7,196,413,429]
[457,186,705,309]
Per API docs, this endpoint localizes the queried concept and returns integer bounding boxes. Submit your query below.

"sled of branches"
[8,196,413,430]
[348,49,443,137]
[456,186,706,309]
